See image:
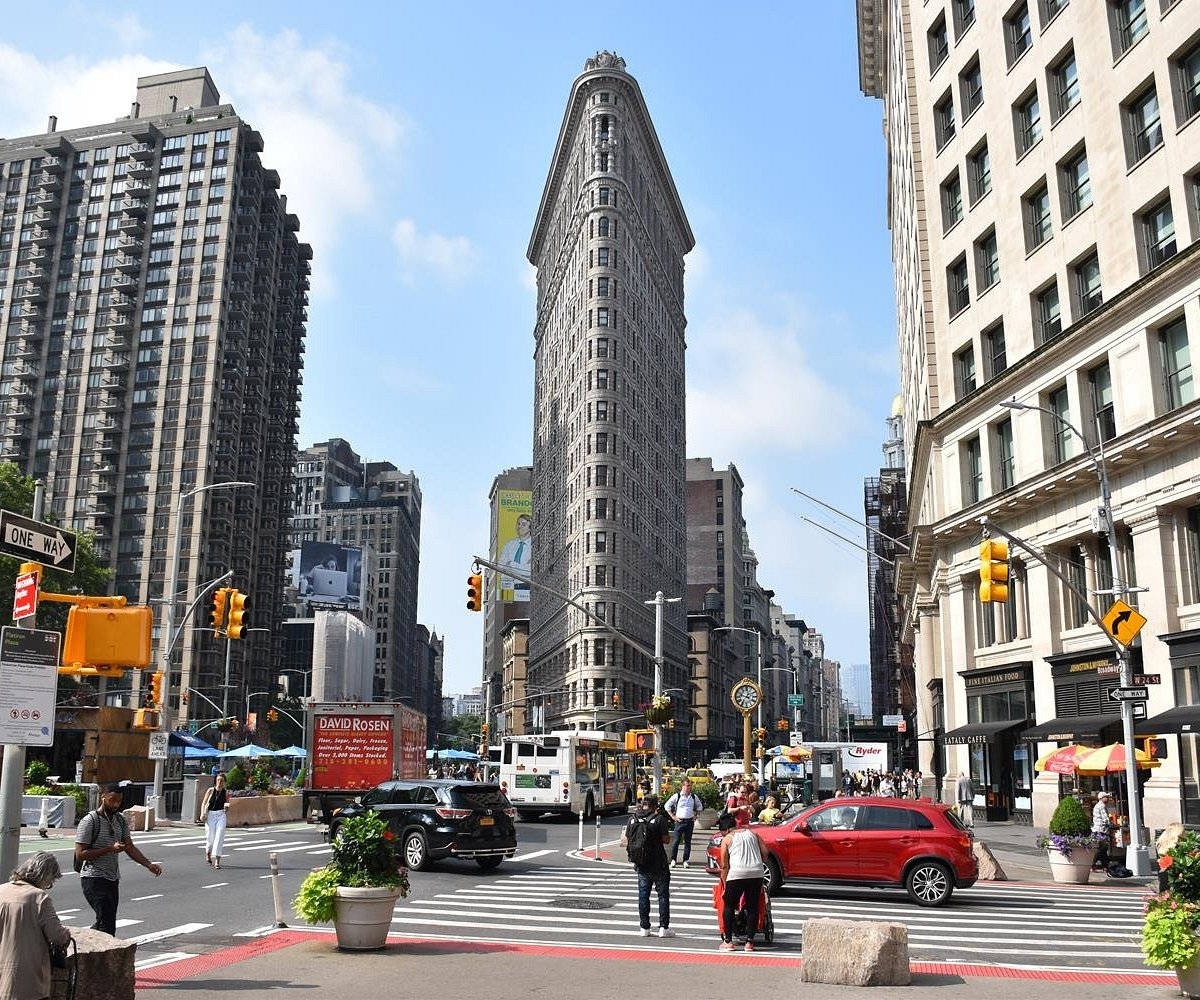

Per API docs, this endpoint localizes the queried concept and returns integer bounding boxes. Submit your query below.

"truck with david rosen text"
[303,701,427,824]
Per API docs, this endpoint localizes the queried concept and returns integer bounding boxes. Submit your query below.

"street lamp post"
[716,625,765,782]
[154,481,254,802]
[1000,397,1150,876]
[644,592,683,797]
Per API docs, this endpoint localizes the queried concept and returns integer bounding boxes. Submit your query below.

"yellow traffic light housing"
[777,718,789,731]
[133,708,160,731]
[625,729,655,753]
[148,671,164,708]
[61,605,153,670]
[226,590,249,639]
[267,708,279,723]
[611,690,620,708]
[979,538,1010,603]
[466,574,483,612]
[480,722,489,740]
[212,587,231,635]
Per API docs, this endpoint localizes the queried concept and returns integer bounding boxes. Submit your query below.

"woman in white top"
[717,814,766,952]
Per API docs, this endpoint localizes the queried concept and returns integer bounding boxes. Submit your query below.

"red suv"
[705,797,977,906]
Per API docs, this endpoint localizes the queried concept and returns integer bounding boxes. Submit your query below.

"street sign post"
[12,572,38,621]
[0,627,61,747]
[790,731,803,747]
[1109,686,1149,703]
[0,511,76,572]
[1101,600,1148,647]
[787,694,804,708]
[148,731,169,760]
[1134,674,1161,686]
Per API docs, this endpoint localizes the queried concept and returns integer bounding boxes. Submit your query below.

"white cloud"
[392,218,477,285]
[521,262,538,296]
[687,305,868,460]
[109,13,149,48]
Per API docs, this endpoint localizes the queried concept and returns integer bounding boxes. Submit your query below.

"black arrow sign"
[1111,609,1132,634]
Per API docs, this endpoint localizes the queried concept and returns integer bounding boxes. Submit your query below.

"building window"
[1015,89,1042,156]
[948,255,970,318]
[1161,317,1194,410]
[968,142,991,203]
[1050,49,1080,121]
[963,435,983,504]
[1005,3,1033,67]
[985,322,1007,378]
[1175,40,1200,124]
[941,171,963,232]
[1140,197,1177,272]
[1073,251,1103,317]
[1036,282,1062,345]
[955,343,977,398]
[960,59,983,118]
[1186,505,1200,603]
[1024,182,1053,252]
[1089,360,1116,442]
[928,14,949,73]
[1125,85,1163,166]
[1111,0,1149,58]
[995,418,1015,489]
[1049,384,1072,462]
[1060,148,1092,219]
[953,0,977,37]
[935,91,956,150]
[1040,0,1069,24]
[975,229,999,292]
[1064,546,1089,629]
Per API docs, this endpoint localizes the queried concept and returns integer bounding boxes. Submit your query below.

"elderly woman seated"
[0,851,73,1000]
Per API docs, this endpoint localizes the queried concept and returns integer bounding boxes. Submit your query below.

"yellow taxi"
[685,767,716,786]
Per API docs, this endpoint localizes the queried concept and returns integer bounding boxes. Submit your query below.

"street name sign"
[1101,599,1147,646]
[148,731,169,760]
[0,627,61,746]
[0,511,76,572]
[12,572,37,621]
[787,694,804,707]
[1109,686,1149,703]
[1134,674,1162,686]
[883,714,904,726]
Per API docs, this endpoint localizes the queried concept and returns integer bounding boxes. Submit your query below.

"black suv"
[329,780,517,871]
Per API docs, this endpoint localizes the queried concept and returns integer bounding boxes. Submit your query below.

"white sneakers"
[639,927,652,937]
[659,927,675,938]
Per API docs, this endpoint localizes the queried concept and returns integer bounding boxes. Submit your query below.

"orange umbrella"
[782,745,812,761]
[1076,742,1160,774]
[1034,744,1093,775]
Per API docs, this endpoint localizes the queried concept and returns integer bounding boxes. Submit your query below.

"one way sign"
[0,511,76,573]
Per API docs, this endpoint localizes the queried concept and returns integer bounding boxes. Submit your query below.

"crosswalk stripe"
[134,951,194,971]
[128,923,212,945]
[266,842,332,854]
[114,918,142,929]
[234,840,309,852]
[509,849,559,863]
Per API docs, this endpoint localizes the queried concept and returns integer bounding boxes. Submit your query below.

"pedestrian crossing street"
[389,863,1154,971]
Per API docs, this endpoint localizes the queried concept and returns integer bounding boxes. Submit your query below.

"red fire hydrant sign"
[13,572,38,621]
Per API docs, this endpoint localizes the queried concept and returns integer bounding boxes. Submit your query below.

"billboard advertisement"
[311,712,394,790]
[291,541,363,608]
[494,489,532,602]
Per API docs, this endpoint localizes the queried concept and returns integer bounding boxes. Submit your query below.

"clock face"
[731,680,761,713]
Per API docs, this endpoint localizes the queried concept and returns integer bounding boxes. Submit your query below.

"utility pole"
[644,591,681,797]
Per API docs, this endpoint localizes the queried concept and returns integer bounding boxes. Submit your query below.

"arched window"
[598,216,610,237]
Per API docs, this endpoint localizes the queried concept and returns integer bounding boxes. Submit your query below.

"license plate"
[479,816,494,826]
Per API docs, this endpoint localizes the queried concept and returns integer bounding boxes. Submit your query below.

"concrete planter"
[1046,845,1096,884]
[21,794,76,829]
[334,885,401,951]
[695,808,721,831]
[1178,961,1200,999]
[226,794,303,826]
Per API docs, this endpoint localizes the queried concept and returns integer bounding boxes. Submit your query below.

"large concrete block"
[52,928,136,1000]
[972,840,1008,881]
[801,918,912,987]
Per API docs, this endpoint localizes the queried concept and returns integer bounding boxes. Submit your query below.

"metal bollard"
[578,808,584,854]
[37,797,49,837]
[594,814,601,862]
[269,852,288,928]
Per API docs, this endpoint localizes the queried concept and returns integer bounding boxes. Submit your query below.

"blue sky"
[0,3,898,704]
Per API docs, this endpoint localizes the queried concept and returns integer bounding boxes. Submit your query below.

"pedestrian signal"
[466,574,483,612]
[978,538,1009,604]
[226,590,248,639]
[211,587,231,635]
[624,729,655,753]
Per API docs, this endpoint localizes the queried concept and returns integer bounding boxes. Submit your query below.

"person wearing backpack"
[665,780,704,868]
[620,793,673,938]
[74,782,162,935]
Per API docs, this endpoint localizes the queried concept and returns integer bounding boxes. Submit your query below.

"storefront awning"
[942,720,1026,745]
[1137,705,1200,736]
[1022,714,1123,742]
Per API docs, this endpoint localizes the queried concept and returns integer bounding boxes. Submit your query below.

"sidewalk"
[134,930,1176,999]
[973,820,1158,887]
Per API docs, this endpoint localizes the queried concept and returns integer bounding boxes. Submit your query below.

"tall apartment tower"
[0,68,307,719]
[289,438,364,548]
[527,52,693,737]
[858,2,1200,824]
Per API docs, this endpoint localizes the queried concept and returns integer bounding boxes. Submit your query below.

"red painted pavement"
[134,931,1177,989]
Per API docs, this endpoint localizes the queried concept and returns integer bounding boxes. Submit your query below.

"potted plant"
[644,694,672,726]
[1036,795,1100,884]
[1144,830,1200,997]
[666,779,724,829]
[294,811,409,950]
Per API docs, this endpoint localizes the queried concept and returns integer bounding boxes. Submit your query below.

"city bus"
[499,731,635,820]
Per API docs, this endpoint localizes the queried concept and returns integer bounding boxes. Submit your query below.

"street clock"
[730,678,763,715]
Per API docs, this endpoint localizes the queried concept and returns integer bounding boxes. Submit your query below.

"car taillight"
[503,808,516,818]
[435,808,472,820]
[958,835,971,849]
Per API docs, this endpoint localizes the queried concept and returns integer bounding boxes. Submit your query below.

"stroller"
[712,879,775,945]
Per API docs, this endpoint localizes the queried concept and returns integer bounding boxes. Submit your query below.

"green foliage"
[24,761,49,786]
[666,780,722,811]
[25,784,52,796]
[226,766,247,792]
[292,811,408,925]
[1048,795,1090,837]
[1164,831,1200,900]
[294,768,306,788]
[1143,895,1200,969]
[293,866,340,924]
[57,784,87,817]
[250,763,272,793]
[445,713,481,745]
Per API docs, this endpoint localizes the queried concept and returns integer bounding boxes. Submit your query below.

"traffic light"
[777,718,789,731]
[611,690,620,707]
[978,538,1010,603]
[625,729,655,752]
[211,587,231,635]
[754,727,768,743]
[480,722,489,740]
[466,574,483,612]
[226,590,248,639]
[148,671,164,708]
[267,708,279,723]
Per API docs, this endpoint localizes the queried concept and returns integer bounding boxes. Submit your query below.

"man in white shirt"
[665,780,703,868]
[1092,791,1113,871]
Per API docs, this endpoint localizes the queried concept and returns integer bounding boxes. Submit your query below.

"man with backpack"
[74,782,162,935]
[621,793,673,938]
[665,779,703,868]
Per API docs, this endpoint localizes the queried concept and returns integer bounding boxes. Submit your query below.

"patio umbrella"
[183,746,221,759]
[220,743,276,759]
[273,745,307,758]
[1034,744,1093,774]
[781,745,812,761]
[1075,742,1161,774]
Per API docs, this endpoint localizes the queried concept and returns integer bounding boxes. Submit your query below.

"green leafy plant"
[294,768,306,788]
[56,784,87,817]
[24,761,49,787]
[226,765,247,792]
[1162,831,1200,900]
[666,780,722,811]
[292,811,409,925]
[250,763,272,793]
[1048,795,1090,837]
[1143,894,1200,970]
[24,784,52,797]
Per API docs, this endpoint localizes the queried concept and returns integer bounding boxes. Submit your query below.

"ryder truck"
[303,701,427,823]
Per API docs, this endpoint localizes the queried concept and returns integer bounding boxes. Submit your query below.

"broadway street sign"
[0,510,76,572]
